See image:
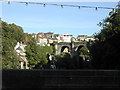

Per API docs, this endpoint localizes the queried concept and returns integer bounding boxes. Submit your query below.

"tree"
[55,53,74,69]
[25,38,53,69]
[90,9,120,69]
[2,20,25,69]
[80,46,90,59]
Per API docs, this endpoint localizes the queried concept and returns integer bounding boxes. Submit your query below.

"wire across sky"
[4,0,119,11]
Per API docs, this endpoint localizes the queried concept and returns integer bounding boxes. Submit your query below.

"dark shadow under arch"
[61,46,70,53]
[76,45,84,51]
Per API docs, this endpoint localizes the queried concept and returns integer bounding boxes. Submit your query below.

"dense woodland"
[1,9,120,69]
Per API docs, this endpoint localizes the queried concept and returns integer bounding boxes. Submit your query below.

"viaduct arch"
[54,42,86,55]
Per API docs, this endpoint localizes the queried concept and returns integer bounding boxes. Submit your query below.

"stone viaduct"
[53,42,86,55]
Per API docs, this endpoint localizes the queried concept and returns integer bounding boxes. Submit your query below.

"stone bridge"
[53,42,86,55]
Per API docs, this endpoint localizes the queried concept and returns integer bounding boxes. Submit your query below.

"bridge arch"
[61,46,70,53]
[76,45,84,51]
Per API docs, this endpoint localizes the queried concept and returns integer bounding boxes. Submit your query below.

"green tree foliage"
[55,53,73,69]
[25,38,53,69]
[91,9,120,69]
[55,52,89,69]
[80,46,89,58]
[2,20,25,69]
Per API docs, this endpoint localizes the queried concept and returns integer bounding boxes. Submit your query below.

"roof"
[77,35,87,37]
[45,32,54,34]
[63,33,72,36]
[50,38,58,40]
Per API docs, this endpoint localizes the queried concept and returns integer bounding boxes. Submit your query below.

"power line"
[2,0,119,11]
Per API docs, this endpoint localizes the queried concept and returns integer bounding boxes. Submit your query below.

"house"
[77,35,87,41]
[77,35,95,42]
[31,33,37,40]
[37,32,45,39]
[85,36,95,42]
[14,42,29,69]
[44,32,54,39]
[62,33,72,42]
[37,38,48,46]
[48,38,58,44]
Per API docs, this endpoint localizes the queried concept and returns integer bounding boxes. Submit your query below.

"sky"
[0,0,119,37]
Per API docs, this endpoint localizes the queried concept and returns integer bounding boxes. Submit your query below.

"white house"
[14,42,29,69]
[62,33,72,43]
[77,35,95,42]
[85,36,95,42]
[37,38,48,46]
